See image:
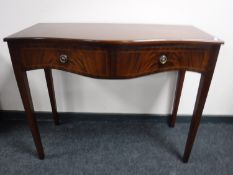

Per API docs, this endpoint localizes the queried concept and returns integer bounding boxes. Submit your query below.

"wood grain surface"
[4,23,223,44]
[4,23,223,162]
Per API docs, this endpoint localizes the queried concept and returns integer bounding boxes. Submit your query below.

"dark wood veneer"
[17,42,210,79]
[4,23,223,163]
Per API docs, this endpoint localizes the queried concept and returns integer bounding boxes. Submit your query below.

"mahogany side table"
[3,23,223,162]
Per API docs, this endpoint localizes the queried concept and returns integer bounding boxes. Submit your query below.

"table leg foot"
[182,156,189,163]
[38,153,45,160]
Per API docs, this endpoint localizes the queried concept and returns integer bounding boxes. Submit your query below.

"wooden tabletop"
[4,23,223,44]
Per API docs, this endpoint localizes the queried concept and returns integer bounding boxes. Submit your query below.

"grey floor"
[0,119,233,175]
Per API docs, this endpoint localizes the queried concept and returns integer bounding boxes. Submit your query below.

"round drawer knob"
[159,55,167,64]
[59,54,68,64]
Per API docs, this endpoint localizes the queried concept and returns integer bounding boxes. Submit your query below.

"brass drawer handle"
[59,54,68,64]
[159,55,167,64]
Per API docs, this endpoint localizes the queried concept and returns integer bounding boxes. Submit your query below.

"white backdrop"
[0,0,232,115]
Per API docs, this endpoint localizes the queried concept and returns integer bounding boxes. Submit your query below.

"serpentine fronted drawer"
[19,44,209,79]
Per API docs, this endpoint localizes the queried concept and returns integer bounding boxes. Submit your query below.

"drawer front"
[115,48,208,77]
[20,46,208,79]
[21,47,110,78]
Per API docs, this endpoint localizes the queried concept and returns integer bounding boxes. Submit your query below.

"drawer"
[114,48,208,77]
[20,46,208,79]
[21,47,110,78]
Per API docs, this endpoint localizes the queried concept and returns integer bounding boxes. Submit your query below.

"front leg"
[13,67,45,159]
[182,46,220,163]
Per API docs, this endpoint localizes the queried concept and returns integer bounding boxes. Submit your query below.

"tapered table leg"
[183,73,213,162]
[13,67,44,159]
[169,70,185,127]
[182,46,220,163]
[44,69,59,125]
